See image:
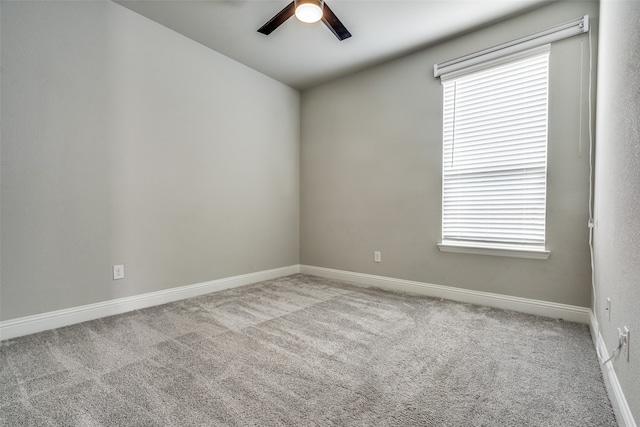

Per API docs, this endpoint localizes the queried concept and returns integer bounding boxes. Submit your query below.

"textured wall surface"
[594,0,640,421]
[300,1,598,307]
[0,1,300,320]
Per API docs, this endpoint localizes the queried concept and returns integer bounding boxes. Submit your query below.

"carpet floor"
[1,274,616,426]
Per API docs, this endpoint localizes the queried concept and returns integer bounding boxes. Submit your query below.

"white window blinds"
[441,47,550,251]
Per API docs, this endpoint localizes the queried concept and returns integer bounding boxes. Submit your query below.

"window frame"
[438,46,552,260]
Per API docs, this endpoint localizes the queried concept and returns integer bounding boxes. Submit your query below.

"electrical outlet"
[606,297,611,321]
[619,326,630,362]
[113,264,125,280]
[374,251,381,263]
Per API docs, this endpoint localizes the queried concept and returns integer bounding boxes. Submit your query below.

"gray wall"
[0,1,300,320]
[301,1,599,307]
[594,0,640,421]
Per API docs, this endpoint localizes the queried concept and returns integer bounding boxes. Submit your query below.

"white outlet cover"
[113,264,125,280]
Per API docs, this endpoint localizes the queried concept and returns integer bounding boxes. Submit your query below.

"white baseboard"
[0,265,300,341]
[590,312,637,427]
[0,263,592,334]
[300,265,591,324]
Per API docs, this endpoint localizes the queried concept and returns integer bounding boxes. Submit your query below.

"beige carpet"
[1,274,616,426]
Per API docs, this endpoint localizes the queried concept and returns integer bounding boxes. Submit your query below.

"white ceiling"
[116,0,549,90]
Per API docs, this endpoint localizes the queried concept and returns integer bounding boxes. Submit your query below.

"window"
[439,47,550,259]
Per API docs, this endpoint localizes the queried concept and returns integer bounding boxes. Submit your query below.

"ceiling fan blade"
[321,2,351,41]
[258,1,296,35]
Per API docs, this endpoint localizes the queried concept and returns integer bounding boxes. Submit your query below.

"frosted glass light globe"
[295,2,323,23]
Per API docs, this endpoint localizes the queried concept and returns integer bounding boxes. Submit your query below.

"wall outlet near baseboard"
[113,264,125,280]
[374,251,381,263]
[618,326,630,362]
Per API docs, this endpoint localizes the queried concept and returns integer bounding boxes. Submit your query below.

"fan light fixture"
[294,0,324,23]
[257,0,351,41]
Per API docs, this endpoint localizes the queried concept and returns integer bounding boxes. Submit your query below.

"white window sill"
[437,243,550,260]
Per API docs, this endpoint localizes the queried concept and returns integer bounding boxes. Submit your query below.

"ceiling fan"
[258,0,352,41]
